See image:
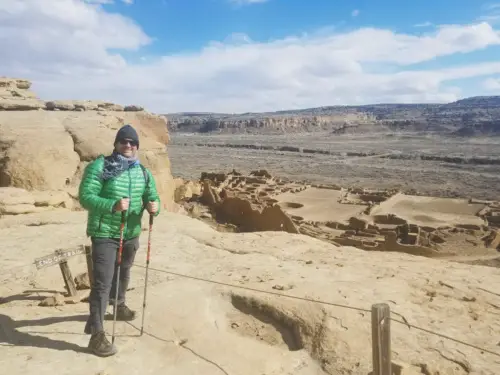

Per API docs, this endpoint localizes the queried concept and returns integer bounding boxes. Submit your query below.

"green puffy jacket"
[78,155,161,240]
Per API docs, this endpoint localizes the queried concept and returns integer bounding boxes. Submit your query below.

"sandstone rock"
[38,293,65,307]
[0,77,32,90]
[0,112,81,190]
[0,203,49,215]
[72,100,99,111]
[0,187,38,215]
[2,209,500,375]
[0,187,73,214]
[124,105,144,112]
[174,179,202,202]
[98,102,123,111]
[45,101,75,111]
[0,88,175,210]
[74,272,91,290]
[0,99,45,110]
[0,88,37,100]
[0,187,35,206]
[0,78,42,110]
[32,190,73,209]
[483,230,500,249]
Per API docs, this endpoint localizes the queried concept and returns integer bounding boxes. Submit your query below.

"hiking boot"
[88,331,117,357]
[115,304,136,321]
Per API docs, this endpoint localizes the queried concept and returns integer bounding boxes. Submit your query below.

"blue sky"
[105,0,498,53]
[1,0,499,112]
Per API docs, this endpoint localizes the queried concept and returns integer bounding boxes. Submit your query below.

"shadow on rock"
[0,289,62,305]
[0,313,88,353]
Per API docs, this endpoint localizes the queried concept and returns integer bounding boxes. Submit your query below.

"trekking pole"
[140,204,154,336]
[112,209,127,345]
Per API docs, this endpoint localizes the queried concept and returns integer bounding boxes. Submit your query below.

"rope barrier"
[133,263,500,358]
[134,264,371,313]
[3,255,500,358]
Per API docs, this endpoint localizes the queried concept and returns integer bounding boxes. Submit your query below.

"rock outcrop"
[0,187,73,215]
[0,77,45,110]
[166,96,500,136]
[1,209,500,375]
[0,77,175,212]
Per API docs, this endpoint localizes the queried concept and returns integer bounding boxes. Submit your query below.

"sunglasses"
[118,139,138,147]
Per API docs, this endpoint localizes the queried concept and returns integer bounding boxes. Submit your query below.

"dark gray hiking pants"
[84,236,139,335]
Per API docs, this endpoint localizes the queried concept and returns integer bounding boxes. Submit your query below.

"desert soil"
[1,210,500,375]
[168,133,500,201]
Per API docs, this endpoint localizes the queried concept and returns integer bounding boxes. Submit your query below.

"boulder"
[0,77,43,110]
[98,102,123,111]
[45,101,76,111]
[124,105,144,112]
[0,99,45,110]
[0,77,33,91]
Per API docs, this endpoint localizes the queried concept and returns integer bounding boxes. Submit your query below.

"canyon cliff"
[166,96,500,136]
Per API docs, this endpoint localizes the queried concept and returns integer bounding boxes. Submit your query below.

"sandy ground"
[1,210,500,375]
[272,188,366,223]
[369,193,487,228]
[168,133,500,201]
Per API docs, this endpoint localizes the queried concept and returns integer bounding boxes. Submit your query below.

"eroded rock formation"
[0,77,175,212]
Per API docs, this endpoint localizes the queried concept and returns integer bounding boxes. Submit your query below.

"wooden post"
[34,245,86,298]
[371,303,391,375]
[57,250,78,297]
[85,245,94,287]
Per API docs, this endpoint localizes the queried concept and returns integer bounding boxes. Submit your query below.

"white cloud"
[0,0,500,113]
[482,77,500,90]
[351,9,360,17]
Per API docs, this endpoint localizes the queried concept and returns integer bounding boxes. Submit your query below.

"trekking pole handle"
[149,200,155,225]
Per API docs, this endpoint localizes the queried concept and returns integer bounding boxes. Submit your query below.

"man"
[78,124,161,357]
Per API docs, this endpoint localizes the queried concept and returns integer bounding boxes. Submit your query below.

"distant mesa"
[165,96,500,137]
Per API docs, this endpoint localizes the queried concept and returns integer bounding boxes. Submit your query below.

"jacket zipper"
[125,168,132,238]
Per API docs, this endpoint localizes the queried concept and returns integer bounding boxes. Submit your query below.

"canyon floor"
[168,132,500,201]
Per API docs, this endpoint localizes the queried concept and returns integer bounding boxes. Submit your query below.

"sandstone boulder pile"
[0,77,45,110]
